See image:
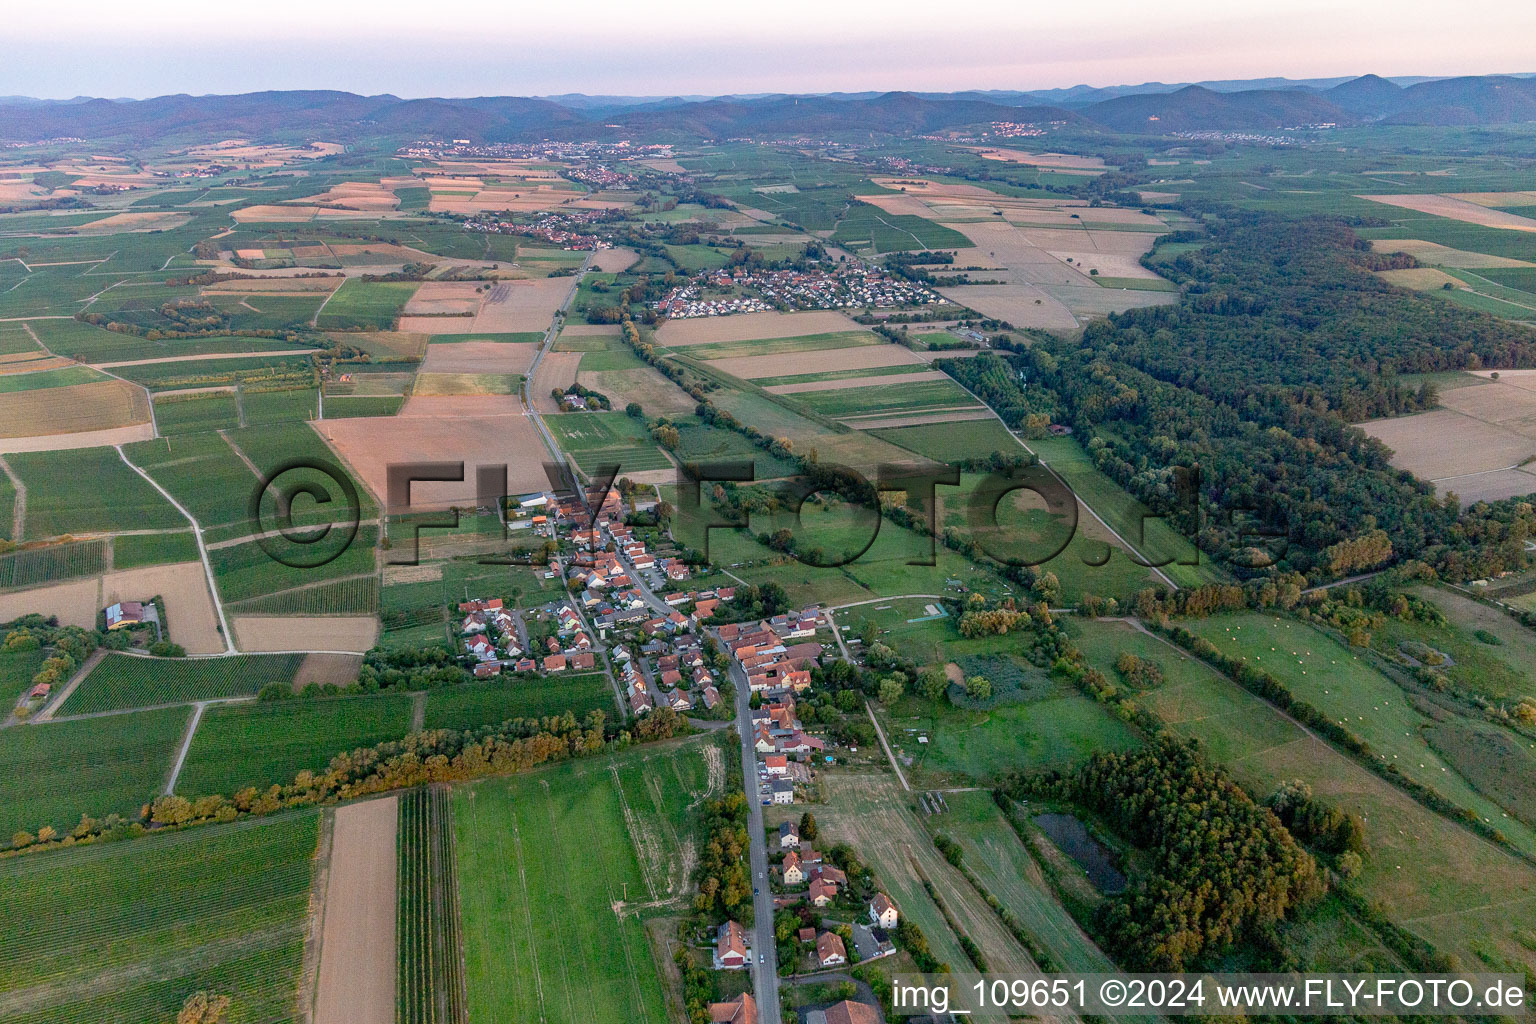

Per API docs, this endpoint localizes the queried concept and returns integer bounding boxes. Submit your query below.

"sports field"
[453,737,724,1024]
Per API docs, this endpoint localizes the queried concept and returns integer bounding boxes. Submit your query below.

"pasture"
[453,736,723,1024]
[60,652,305,715]
[0,810,320,1024]
[175,692,415,795]
[870,418,1020,463]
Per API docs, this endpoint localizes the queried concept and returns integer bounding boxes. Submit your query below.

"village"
[656,262,942,319]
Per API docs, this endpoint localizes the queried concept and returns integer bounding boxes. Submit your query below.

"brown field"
[710,342,922,380]
[318,396,550,508]
[654,310,864,347]
[764,370,947,395]
[0,380,151,439]
[1363,374,1536,501]
[72,212,191,234]
[0,421,156,454]
[530,352,583,413]
[0,561,223,652]
[936,282,1079,329]
[182,140,344,164]
[232,615,379,653]
[96,349,315,370]
[576,365,697,416]
[428,184,630,216]
[313,796,398,1024]
[412,372,519,396]
[1135,189,1183,203]
[1376,267,1467,290]
[0,355,74,375]
[403,281,482,316]
[398,277,572,336]
[232,206,382,224]
[1447,191,1536,208]
[1050,251,1163,280]
[1359,194,1536,232]
[292,181,399,212]
[965,146,1107,171]
[1368,238,1536,269]
[421,340,536,376]
[333,331,430,363]
[838,408,998,430]
[590,247,639,273]
[638,157,687,173]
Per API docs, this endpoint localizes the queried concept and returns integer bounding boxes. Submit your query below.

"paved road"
[730,654,781,1023]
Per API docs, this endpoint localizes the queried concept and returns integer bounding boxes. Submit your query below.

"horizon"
[2,0,1533,100]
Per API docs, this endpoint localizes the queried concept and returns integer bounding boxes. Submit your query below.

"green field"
[398,786,466,1024]
[0,648,46,711]
[871,418,1021,463]
[453,737,718,1024]
[0,810,319,1024]
[0,707,190,836]
[7,446,185,540]
[175,692,416,795]
[243,386,319,424]
[61,653,306,716]
[546,411,672,474]
[422,674,614,732]
[1071,617,1536,972]
[315,280,418,330]
[1181,613,1536,855]
[208,525,378,604]
[123,433,260,539]
[0,538,108,587]
[794,378,982,418]
[153,391,241,434]
[666,329,882,360]
[0,365,109,392]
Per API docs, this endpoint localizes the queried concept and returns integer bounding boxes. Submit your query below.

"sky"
[2,0,1533,99]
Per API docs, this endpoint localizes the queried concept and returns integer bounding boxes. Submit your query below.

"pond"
[1034,812,1127,893]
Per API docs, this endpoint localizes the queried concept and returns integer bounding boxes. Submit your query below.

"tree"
[800,811,818,842]
[177,991,231,1024]
[917,667,949,702]
[964,675,992,702]
[878,676,904,706]
[626,401,644,418]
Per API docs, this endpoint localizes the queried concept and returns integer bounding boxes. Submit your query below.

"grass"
[175,692,416,795]
[794,379,981,418]
[546,411,672,475]
[666,330,882,360]
[0,810,319,1024]
[453,738,717,1024]
[938,790,1123,974]
[323,395,405,418]
[1070,616,1536,973]
[0,648,46,712]
[0,365,108,392]
[871,418,1021,463]
[7,447,186,541]
[1029,435,1222,589]
[60,653,305,716]
[1180,612,1536,856]
[1383,585,1536,701]
[242,386,319,424]
[0,707,190,836]
[422,674,614,732]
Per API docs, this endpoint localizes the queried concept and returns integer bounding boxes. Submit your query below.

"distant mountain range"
[2,73,1535,145]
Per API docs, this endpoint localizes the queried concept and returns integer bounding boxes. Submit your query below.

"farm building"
[104,601,145,629]
[714,920,749,970]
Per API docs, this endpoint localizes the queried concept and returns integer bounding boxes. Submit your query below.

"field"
[811,770,1043,1002]
[792,378,983,420]
[1071,617,1536,972]
[453,736,723,1024]
[1384,584,1536,700]
[315,797,398,1024]
[0,810,320,1024]
[0,707,190,836]
[937,790,1124,974]
[398,787,465,1024]
[546,411,672,475]
[870,418,1021,463]
[175,692,416,795]
[60,652,305,715]
[673,330,886,365]
[0,380,153,441]
[652,310,862,347]
[1363,372,1536,503]
[7,445,184,540]
[316,280,419,330]
[152,391,241,435]
[0,539,107,588]
[1180,613,1536,855]
[422,673,614,731]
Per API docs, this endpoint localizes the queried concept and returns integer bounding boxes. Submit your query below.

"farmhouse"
[782,850,804,884]
[815,1000,881,1024]
[104,601,146,630]
[714,920,749,970]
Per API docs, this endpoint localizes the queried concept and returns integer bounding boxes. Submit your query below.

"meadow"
[0,810,319,1024]
[546,411,672,474]
[452,737,720,1024]
[870,418,1021,463]
[0,707,190,836]
[175,692,416,795]
[60,652,306,715]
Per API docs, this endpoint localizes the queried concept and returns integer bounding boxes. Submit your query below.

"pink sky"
[2,0,1531,98]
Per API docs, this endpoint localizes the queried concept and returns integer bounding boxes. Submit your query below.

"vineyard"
[398,787,467,1024]
[227,574,380,616]
[0,539,107,589]
[59,652,306,716]
[0,810,320,1024]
